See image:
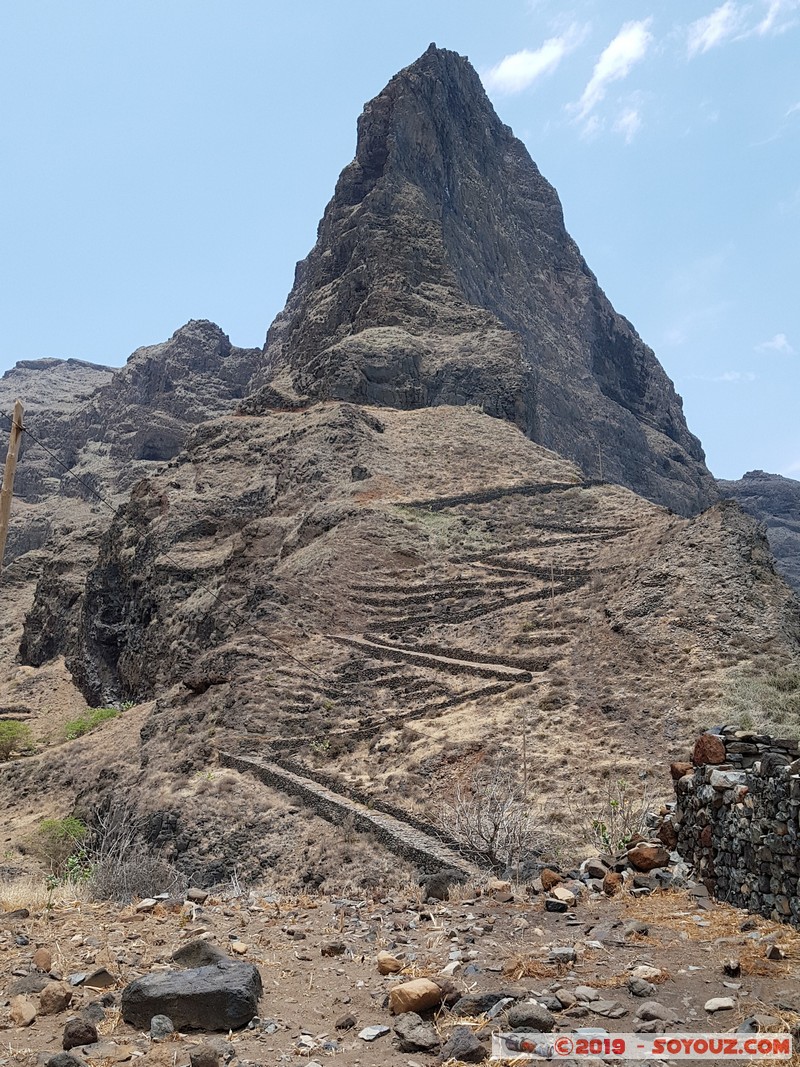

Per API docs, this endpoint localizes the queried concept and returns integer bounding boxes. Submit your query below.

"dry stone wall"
[671,726,800,924]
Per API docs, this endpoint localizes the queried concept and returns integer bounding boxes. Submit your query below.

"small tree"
[435,765,539,874]
[0,721,33,761]
[575,778,654,854]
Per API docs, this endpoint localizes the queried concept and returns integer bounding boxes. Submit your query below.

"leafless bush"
[86,801,188,904]
[435,766,540,874]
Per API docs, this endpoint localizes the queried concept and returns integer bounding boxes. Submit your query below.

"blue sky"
[1,1,797,480]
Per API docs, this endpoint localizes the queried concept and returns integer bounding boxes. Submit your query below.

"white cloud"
[614,106,642,143]
[575,20,653,118]
[755,332,796,354]
[483,26,587,95]
[754,0,800,34]
[691,370,757,383]
[687,2,741,57]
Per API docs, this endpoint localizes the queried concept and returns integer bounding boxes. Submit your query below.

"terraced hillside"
[5,401,798,883]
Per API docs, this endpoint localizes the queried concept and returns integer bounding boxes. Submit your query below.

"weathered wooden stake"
[0,400,24,575]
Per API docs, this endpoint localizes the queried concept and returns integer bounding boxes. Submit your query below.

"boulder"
[627,844,669,872]
[40,983,73,1015]
[388,978,443,1015]
[693,733,726,766]
[377,951,402,975]
[10,995,37,1027]
[63,1019,98,1050]
[121,962,262,1031]
[438,1025,487,1063]
[506,1001,555,1032]
[393,1012,440,1052]
[452,991,516,1016]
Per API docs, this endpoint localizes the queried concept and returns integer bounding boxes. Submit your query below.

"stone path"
[219,750,482,878]
[329,634,535,683]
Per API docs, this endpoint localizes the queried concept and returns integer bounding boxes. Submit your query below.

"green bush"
[33,816,88,875]
[0,721,34,761]
[64,706,118,740]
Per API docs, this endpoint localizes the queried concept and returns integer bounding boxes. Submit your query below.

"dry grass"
[501,952,559,981]
[0,872,91,911]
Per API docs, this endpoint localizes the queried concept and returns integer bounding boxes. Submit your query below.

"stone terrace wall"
[670,726,800,925]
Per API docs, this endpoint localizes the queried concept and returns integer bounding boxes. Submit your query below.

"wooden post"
[0,400,24,574]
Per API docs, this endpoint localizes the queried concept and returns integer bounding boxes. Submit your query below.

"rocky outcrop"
[247,44,717,517]
[718,471,800,594]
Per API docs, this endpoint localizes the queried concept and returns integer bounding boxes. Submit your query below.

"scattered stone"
[452,992,515,1016]
[765,945,787,961]
[591,1000,627,1018]
[544,898,568,913]
[10,994,37,1027]
[189,1044,220,1067]
[121,962,262,1030]
[551,886,576,906]
[738,1014,783,1034]
[506,1001,555,1032]
[83,968,116,990]
[229,941,248,955]
[388,978,443,1015]
[628,978,657,998]
[393,1012,440,1052]
[630,965,663,982]
[574,986,600,1002]
[623,919,649,938]
[358,1025,389,1041]
[135,899,157,913]
[438,1025,487,1063]
[335,1013,357,1031]
[45,1055,87,1067]
[40,983,73,1015]
[376,950,402,975]
[704,997,735,1013]
[63,1019,98,1050]
[540,868,562,891]
[172,939,227,969]
[320,941,346,957]
[554,989,577,1008]
[186,888,209,904]
[603,871,623,896]
[9,974,50,995]
[549,946,576,964]
[33,947,53,972]
[150,1015,175,1040]
[0,908,30,927]
[627,844,669,872]
[635,1001,678,1023]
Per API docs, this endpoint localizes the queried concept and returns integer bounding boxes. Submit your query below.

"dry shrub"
[86,801,187,904]
[434,764,541,872]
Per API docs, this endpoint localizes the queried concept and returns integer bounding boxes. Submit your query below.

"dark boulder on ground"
[121,961,262,1031]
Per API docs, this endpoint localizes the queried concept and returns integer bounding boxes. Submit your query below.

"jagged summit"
[246,45,717,516]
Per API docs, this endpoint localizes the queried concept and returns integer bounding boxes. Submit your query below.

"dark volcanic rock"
[120,961,262,1031]
[247,44,716,517]
[718,470,800,593]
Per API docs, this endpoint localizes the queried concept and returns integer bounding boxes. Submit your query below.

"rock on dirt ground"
[1,879,800,1067]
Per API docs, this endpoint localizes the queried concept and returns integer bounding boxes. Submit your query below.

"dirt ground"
[2,877,799,1067]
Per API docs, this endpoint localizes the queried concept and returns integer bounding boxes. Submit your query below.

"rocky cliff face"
[247,45,717,517]
[719,471,800,593]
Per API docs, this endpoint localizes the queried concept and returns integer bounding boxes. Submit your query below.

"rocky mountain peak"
[248,47,717,517]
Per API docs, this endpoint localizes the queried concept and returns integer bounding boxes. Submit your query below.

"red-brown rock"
[670,762,693,780]
[627,844,670,872]
[693,733,726,766]
[603,871,623,896]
